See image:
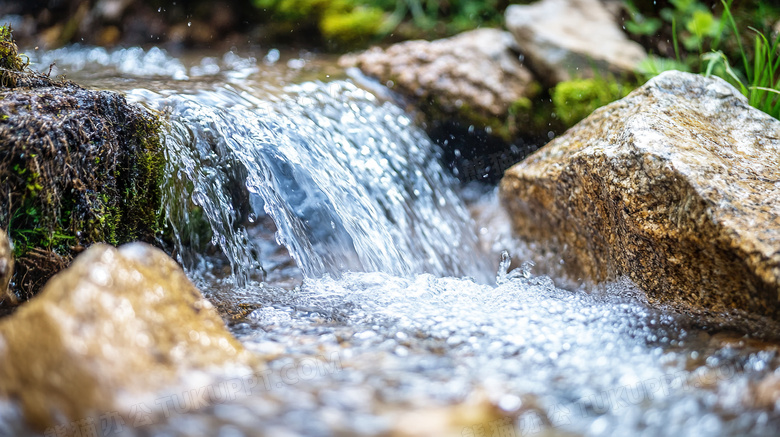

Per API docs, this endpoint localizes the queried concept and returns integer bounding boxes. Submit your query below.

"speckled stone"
[0,243,257,430]
[499,71,780,319]
[339,28,538,135]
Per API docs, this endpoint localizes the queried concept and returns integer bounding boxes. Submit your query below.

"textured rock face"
[500,71,780,319]
[0,243,254,430]
[506,0,647,85]
[339,28,538,139]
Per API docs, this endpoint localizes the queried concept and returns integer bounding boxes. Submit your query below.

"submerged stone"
[500,71,780,319]
[505,0,647,85]
[0,243,256,431]
[339,28,539,141]
[0,69,165,302]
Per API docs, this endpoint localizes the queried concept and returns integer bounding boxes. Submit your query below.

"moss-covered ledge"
[0,28,165,304]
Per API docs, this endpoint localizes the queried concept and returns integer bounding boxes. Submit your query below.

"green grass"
[629,0,780,120]
[703,0,780,119]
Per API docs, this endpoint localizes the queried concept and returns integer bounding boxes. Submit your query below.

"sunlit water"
[5,46,779,436]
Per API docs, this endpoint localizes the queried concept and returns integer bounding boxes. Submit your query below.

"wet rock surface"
[0,243,255,431]
[0,71,164,301]
[340,28,539,140]
[505,0,647,85]
[500,71,780,319]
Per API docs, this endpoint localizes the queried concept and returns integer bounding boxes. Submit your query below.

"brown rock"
[499,71,780,319]
[755,374,780,408]
[340,28,538,139]
[0,242,255,430]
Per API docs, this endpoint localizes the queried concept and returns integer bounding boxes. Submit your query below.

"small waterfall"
[131,80,492,282]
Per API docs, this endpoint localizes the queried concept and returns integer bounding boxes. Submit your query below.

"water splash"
[213,269,780,437]
[130,80,492,282]
[30,45,258,81]
[496,249,535,285]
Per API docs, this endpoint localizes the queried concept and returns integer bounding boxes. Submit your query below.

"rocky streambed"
[1,12,780,437]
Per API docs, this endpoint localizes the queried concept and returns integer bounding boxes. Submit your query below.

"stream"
[7,45,780,436]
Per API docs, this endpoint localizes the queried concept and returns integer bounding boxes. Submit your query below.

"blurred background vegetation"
[0,0,532,50]
[1,1,779,122]
[1,1,777,63]
[624,0,780,119]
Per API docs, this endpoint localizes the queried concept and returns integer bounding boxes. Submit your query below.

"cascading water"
[132,80,492,283]
[7,46,780,437]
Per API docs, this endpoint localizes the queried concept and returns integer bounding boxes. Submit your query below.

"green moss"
[320,6,384,45]
[117,114,165,243]
[552,78,635,126]
[0,26,24,71]
[254,0,386,47]
[253,0,330,20]
[0,25,29,87]
[509,97,532,115]
[0,80,165,299]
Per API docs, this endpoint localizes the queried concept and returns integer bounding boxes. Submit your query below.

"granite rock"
[505,0,647,85]
[339,28,538,140]
[499,71,780,319]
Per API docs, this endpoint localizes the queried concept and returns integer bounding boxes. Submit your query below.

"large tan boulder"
[0,242,255,430]
[339,28,538,140]
[500,71,780,319]
[505,0,647,85]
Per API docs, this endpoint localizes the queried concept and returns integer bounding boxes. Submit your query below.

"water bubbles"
[287,58,305,69]
[496,250,512,285]
[222,268,774,437]
[520,260,535,278]
[248,307,292,325]
[31,46,189,80]
[264,48,280,66]
[190,57,220,76]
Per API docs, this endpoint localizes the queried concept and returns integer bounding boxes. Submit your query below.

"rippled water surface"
[8,46,780,437]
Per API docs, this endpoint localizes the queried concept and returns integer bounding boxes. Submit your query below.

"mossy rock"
[552,78,635,126]
[0,25,39,88]
[0,68,165,303]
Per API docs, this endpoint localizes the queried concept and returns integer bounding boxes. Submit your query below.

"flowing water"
[6,46,780,436]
